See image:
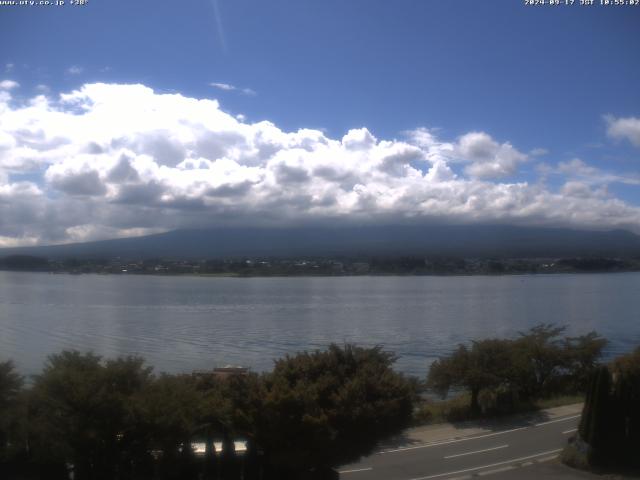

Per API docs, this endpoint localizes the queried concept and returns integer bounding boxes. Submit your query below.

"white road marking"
[477,465,515,476]
[339,467,373,474]
[536,454,560,463]
[378,427,527,454]
[408,448,563,480]
[562,428,578,434]
[444,444,509,459]
[378,413,580,455]
[534,414,580,427]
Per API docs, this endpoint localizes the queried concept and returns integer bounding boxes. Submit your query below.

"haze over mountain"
[2,225,640,260]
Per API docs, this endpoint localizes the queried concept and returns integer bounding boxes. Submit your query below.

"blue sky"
[0,0,639,245]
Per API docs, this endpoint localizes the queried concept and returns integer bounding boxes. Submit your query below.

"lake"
[1,271,639,377]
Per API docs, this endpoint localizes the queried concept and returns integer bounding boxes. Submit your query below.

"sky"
[0,0,639,246]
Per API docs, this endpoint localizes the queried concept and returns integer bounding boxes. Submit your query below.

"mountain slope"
[2,225,640,260]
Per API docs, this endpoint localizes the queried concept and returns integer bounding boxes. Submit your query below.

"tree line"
[0,325,630,480]
[0,345,415,480]
[427,324,607,415]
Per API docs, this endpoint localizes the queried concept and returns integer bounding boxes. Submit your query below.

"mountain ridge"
[2,224,640,260]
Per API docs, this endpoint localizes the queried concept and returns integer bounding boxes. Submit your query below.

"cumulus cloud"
[606,115,640,147]
[560,181,607,199]
[0,82,639,246]
[455,132,528,179]
[0,80,19,90]
[545,158,640,186]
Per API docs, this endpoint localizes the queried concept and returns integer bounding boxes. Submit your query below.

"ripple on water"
[1,272,639,377]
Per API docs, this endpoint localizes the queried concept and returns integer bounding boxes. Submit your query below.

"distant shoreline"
[2,268,640,278]
[2,252,640,277]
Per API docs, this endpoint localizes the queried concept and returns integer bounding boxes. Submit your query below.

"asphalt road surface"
[339,412,581,480]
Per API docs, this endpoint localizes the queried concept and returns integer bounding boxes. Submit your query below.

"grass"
[560,440,590,471]
[533,394,584,410]
[413,392,584,426]
[413,393,473,425]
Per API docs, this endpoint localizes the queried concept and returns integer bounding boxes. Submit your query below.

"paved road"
[339,409,581,480]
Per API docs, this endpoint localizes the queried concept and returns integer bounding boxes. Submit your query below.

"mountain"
[2,225,640,260]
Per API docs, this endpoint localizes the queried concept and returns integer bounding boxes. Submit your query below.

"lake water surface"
[1,271,639,377]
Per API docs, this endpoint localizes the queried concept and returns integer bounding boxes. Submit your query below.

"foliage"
[253,344,416,473]
[0,345,417,479]
[28,351,154,480]
[510,324,568,398]
[412,393,473,424]
[578,366,611,453]
[0,360,23,462]
[413,393,584,426]
[428,339,512,414]
[0,336,617,479]
[427,324,607,413]
[574,348,640,469]
[562,332,608,391]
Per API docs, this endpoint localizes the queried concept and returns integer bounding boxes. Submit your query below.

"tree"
[563,332,607,392]
[575,351,640,468]
[252,344,415,478]
[427,339,512,414]
[28,351,153,480]
[427,325,606,413]
[610,347,640,466]
[132,374,204,480]
[0,360,23,462]
[510,324,567,398]
[578,366,612,462]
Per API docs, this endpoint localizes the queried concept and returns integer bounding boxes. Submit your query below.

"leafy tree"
[103,356,154,479]
[510,324,567,398]
[28,351,153,480]
[428,325,607,413]
[427,339,512,414]
[576,351,640,468]
[132,374,204,480]
[252,344,415,478]
[0,360,23,462]
[563,331,607,392]
[578,366,611,457]
[610,347,640,465]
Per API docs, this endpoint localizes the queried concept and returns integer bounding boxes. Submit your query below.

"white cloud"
[606,115,640,147]
[560,181,607,199]
[0,82,639,246]
[0,80,19,90]
[210,82,235,91]
[209,82,256,96]
[0,235,39,248]
[455,132,528,179]
[552,158,640,186]
[67,65,83,75]
[4,63,14,73]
